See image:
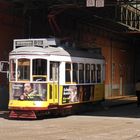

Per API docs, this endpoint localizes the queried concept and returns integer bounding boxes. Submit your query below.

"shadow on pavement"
[79,102,140,119]
[0,110,9,119]
[0,96,138,120]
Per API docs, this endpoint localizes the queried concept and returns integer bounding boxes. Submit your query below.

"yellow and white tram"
[3,38,105,119]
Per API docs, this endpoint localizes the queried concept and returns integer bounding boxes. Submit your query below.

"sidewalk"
[103,95,137,108]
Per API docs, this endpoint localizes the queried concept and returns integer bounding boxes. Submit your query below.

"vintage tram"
[1,38,105,119]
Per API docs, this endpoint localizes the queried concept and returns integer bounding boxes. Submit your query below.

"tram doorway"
[49,62,59,104]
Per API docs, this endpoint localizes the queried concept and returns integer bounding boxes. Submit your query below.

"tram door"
[49,62,59,104]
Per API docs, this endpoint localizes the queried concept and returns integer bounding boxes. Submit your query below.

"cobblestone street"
[0,103,140,140]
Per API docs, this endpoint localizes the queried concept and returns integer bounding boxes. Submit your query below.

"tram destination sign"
[15,40,33,47]
[13,39,48,49]
[13,38,58,49]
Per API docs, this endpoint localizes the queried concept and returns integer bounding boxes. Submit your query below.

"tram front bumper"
[9,110,37,119]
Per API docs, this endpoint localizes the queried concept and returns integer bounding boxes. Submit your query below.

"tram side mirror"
[0,61,9,73]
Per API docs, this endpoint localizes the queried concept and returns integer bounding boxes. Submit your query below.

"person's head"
[24,83,33,93]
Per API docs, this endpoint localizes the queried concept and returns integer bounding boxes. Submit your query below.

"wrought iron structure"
[116,0,140,31]
[4,0,140,31]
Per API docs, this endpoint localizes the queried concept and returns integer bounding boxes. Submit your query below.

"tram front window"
[11,83,47,101]
[10,59,16,81]
[33,59,47,81]
[17,59,30,81]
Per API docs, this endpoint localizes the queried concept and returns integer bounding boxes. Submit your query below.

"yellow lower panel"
[9,100,49,108]
[94,84,105,101]
[59,85,63,105]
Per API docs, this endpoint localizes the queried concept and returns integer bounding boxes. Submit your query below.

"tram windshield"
[17,59,30,80]
[10,59,16,81]
[9,58,47,101]
[32,59,47,81]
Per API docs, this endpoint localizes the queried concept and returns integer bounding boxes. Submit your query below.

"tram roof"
[10,45,104,59]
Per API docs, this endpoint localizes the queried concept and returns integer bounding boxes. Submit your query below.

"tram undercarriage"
[9,101,103,119]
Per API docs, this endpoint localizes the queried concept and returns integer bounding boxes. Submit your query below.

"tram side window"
[72,63,78,83]
[91,64,96,83]
[50,62,59,81]
[97,64,101,83]
[85,64,90,83]
[17,59,30,81]
[79,63,84,83]
[10,59,16,81]
[65,63,71,83]
[33,59,47,81]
